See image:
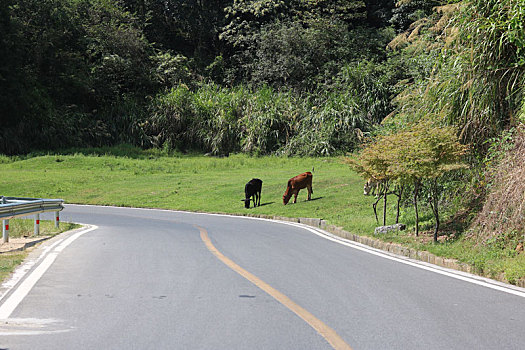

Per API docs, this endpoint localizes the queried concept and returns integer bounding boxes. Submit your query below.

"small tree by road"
[347,120,468,241]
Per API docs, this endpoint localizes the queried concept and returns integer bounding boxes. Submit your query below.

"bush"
[239,86,294,155]
[148,73,392,157]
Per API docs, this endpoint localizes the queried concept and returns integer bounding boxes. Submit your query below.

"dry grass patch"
[472,125,525,247]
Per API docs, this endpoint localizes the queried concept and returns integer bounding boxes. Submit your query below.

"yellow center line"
[197,225,353,350]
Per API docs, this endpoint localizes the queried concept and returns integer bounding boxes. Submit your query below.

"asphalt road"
[0,205,524,349]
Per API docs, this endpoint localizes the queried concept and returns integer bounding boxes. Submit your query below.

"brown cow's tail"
[311,167,314,193]
[309,171,314,194]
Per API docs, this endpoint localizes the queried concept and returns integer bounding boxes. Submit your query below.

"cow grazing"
[283,172,313,205]
[363,178,383,196]
[242,178,262,208]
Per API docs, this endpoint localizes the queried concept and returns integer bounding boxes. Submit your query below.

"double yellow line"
[198,225,352,350]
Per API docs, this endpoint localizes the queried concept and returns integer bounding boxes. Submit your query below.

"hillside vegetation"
[1,149,523,283]
[1,1,524,282]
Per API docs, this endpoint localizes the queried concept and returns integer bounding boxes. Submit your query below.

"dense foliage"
[352,0,525,245]
[0,0,399,155]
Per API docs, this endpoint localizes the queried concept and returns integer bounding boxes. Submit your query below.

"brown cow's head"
[283,180,292,205]
[241,199,251,208]
[283,192,292,205]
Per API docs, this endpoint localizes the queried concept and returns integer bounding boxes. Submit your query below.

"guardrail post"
[0,198,64,234]
[2,219,9,243]
[34,214,40,236]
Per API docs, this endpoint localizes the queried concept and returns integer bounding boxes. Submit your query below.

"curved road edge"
[0,204,524,326]
[78,203,525,297]
[0,224,98,320]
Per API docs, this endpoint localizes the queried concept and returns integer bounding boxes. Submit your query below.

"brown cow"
[283,172,313,205]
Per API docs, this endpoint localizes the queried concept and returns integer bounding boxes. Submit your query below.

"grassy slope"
[0,153,380,235]
[1,149,523,283]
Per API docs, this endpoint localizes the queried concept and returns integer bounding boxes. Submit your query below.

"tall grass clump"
[282,91,360,156]
[283,61,395,156]
[441,0,525,150]
[389,1,525,153]
[192,84,245,155]
[239,86,295,155]
[149,85,208,152]
[148,79,385,156]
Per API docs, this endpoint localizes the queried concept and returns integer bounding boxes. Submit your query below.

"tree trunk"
[382,181,389,226]
[414,180,420,237]
[434,208,440,243]
[429,178,440,243]
[373,198,379,223]
[372,189,384,224]
[395,185,404,224]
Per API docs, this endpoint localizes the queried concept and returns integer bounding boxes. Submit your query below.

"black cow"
[242,178,262,208]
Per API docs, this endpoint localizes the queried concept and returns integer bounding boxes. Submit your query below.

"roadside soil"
[0,236,51,254]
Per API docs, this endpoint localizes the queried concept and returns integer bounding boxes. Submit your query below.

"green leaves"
[350,121,468,183]
[449,0,525,147]
[149,81,379,156]
[220,0,372,88]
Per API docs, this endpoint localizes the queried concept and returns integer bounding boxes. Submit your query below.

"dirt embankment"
[471,125,525,252]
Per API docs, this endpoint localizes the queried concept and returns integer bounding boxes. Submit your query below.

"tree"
[291,0,367,25]
[363,0,395,27]
[390,0,440,33]
[122,0,229,68]
[0,0,87,153]
[388,121,468,240]
[345,133,399,225]
[0,0,159,154]
[219,0,370,86]
[348,120,468,241]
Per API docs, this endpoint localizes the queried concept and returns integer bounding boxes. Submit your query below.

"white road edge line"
[69,204,525,298]
[0,225,98,320]
[277,220,525,299]
[0,238,64,297]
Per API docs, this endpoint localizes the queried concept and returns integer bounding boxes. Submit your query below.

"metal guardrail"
[0,196,64,243]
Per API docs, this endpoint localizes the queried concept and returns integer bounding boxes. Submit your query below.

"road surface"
[0,205,524,349]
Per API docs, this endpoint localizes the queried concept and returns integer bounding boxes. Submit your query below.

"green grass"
[0,151,380,235]
[0,146,523,284]
[0,252,27,282]
[5,218,79,239]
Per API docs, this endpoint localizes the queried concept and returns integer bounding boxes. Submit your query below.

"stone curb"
[242,213,525,289]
